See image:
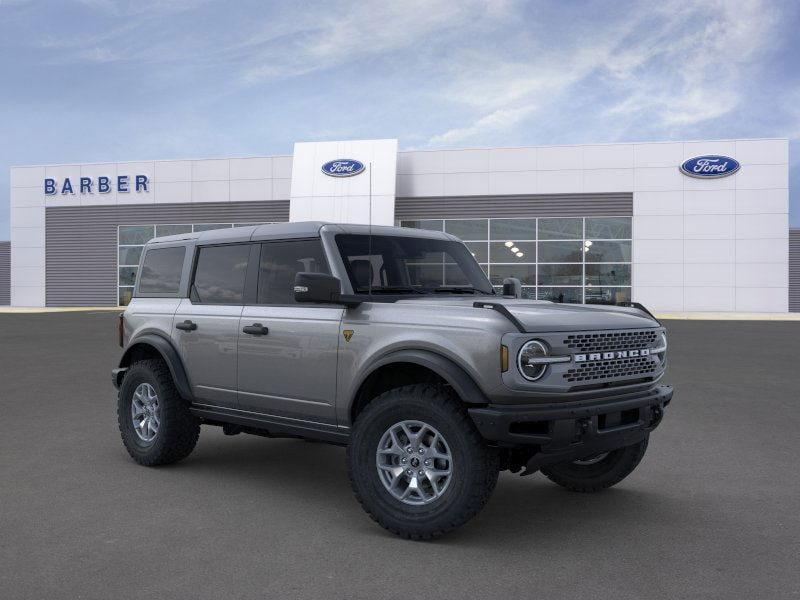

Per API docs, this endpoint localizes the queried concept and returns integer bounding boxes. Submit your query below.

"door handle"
[176,320,198,331]
[242,323,269,336]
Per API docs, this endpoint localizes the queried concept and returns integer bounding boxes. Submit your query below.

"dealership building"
[5,137,798,312]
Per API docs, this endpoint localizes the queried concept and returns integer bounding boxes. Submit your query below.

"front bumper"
[469,384,672,469]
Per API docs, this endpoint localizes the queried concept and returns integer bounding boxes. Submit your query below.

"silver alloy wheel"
[131,382,160,443]
[376,420,453,506]
[572,452,609,466]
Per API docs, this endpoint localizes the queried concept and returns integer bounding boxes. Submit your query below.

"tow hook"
[650,406,663,427]
[575,418,590,441]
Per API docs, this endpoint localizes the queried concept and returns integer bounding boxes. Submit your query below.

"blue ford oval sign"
[321,159,365,177]
[680,155,740,178]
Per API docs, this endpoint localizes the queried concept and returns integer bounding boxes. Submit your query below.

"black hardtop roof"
[147,221,456,245]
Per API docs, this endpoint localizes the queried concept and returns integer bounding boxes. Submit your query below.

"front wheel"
[540,436,649,493]
[347,384,499,540]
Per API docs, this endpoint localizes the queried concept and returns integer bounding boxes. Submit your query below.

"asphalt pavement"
[1,312,798,599]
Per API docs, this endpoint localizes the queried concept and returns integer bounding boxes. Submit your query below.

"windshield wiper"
[430,286,487,295]
[354,286,426,295]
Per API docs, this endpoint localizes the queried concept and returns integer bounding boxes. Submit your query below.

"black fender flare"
[117,333,194,401]
[351,349,489,412]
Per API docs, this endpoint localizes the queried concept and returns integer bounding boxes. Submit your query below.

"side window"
[345,254,387,289]
[138,246,185,295]
[257,240,329,304]
[192,244,250,304]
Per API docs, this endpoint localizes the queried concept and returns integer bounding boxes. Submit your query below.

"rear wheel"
[540,436,649,493]
[117,359,200,466]
[348,384,499,540]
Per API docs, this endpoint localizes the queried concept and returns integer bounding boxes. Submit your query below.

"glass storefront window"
[402,219,443,232]
[444,219,488,240]
[119,267,137,286]
[585,286,631,305]
[586,217,631,239]
[118,246,143,266]
[489,241,535,262]
[193,223,233,232]
[119,287,134,306]
[585,263,631,286]
[489,219,536,241]
[538,287,583,303]
[538,241,583,263]
[401,216,632,305]
[537,264,582,286]
[119,226,154,245]
[156,224,193,237]
[489,264,536,285]
[584,240,631,262]
[538,218,582,240]
[493,286,535,299]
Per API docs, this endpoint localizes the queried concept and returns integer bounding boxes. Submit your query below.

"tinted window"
[192,244,250,304]
[258,240,329,304]
[138,247,186,294]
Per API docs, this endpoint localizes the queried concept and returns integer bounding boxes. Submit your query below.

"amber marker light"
[501,345,509,372]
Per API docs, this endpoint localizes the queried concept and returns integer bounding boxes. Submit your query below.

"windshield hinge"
[473,302,526,333]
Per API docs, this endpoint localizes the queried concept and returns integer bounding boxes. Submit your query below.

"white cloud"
[239,0,513,83]
[423,0,785,146]
[429,105,535,145]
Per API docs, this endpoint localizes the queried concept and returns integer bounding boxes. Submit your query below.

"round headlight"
[656,331,668,359]
[517,340,549,381]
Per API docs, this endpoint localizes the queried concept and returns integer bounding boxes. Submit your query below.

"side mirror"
[294,272,342,303]
[502,277,522,298]
[294,272,361,307]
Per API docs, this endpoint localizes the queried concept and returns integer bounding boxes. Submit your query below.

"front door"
[237,239,343,425]
[172,243,253,407]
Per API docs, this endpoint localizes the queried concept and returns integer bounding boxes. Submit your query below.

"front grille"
[563,330,659,353]
[563,356,658,383]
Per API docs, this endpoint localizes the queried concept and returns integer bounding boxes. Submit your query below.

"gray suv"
[113,222,672,539]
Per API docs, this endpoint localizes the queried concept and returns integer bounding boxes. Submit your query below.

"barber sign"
[321,159,365,178]
[680,155,740,178]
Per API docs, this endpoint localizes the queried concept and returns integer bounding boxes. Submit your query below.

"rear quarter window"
[138,246,186,295]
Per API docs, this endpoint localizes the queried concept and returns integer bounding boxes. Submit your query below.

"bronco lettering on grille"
[574,348,651,362]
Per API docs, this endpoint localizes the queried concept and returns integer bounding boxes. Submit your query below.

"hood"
[395,296,659,332]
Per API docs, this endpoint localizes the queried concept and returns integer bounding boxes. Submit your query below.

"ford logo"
[680,155,740,178]
[321,159,365,177]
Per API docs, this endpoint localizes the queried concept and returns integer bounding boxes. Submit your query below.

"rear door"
[237,239,343,425]
[172,243,255,408]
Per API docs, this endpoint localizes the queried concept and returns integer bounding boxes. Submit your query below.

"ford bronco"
[113,222,672,539]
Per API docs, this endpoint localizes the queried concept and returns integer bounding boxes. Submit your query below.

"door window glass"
[257,240,329,305]
[192,244,250,304]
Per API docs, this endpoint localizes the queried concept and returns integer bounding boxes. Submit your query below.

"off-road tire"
[347,384,499,540]
[117,359,200,466]
[540,436,649,493]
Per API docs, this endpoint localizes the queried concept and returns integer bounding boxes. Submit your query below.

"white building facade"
[8,137,791,312]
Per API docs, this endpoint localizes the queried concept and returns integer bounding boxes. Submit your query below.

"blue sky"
[1,0,799,238]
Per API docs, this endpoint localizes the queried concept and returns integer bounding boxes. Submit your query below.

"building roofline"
[10,137,789,169]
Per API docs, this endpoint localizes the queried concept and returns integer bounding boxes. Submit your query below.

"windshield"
[335,234,494,296]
